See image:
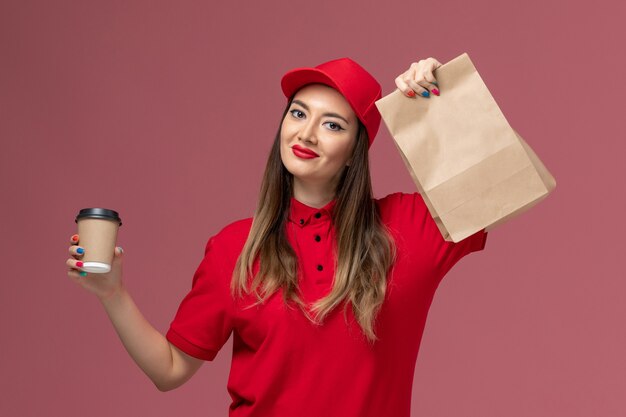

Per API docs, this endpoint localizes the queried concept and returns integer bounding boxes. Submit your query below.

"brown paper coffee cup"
[75,208,123,273]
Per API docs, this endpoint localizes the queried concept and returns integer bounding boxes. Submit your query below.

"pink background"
[1,0,624,416]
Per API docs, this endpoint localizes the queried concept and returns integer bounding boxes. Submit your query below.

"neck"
[292,178,336,208]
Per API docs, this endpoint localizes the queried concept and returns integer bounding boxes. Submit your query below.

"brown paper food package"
[375,52,556,242]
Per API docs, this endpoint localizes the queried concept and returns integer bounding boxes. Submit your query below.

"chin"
[282,160,319,181]
[282,153,314,173]
[284,164,313,180]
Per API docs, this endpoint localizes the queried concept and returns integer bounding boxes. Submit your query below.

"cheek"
[279,138,287,160]
[331,139,356,162]
[279,123,293,144]
[279,133,291,164]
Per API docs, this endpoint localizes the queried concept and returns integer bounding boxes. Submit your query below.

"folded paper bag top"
[375,52,556,242]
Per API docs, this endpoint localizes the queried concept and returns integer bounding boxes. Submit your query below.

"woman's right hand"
[67,234,125,300]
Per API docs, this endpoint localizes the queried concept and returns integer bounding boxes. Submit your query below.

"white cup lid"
[81,262,111,274]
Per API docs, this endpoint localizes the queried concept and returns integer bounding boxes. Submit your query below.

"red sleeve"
[378,192,487,276]
[166,236,235,361]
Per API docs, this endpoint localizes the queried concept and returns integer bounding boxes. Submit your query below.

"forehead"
[292,84,356,120]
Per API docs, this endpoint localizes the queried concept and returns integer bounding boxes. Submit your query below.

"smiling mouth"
[292,145,319,158]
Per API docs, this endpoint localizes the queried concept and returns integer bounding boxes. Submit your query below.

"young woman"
[66,57,487,416]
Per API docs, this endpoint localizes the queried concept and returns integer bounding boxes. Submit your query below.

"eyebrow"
[291,100,351,125]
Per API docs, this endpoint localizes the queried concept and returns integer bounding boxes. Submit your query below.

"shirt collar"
[288,196,337,226]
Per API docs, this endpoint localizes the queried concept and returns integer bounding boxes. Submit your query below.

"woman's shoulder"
[203,217,254,256]
[373,191,435,232]
[217,217,254,236]
[214,216,254,240]
[375,191,428,217]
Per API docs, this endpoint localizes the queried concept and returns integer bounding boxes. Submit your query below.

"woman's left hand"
[395,57,443,98]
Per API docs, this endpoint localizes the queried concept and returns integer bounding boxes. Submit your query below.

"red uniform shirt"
[166,192,487,416]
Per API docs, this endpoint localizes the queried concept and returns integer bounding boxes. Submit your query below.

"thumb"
[111,247,124,267]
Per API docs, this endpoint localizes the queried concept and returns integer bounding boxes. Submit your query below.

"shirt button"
[314,212,321,219]
[314,235,321,242]
[299,219,304,225]
[317,264,323,271]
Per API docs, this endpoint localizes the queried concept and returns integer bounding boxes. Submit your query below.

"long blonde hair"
[232,97,397,344]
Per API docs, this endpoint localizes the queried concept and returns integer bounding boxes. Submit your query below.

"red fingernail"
[432,88,440,96]
[76,261,83,267]
[71,234,79,241]
[407,90,415,97]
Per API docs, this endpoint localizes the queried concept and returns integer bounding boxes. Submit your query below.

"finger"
[426,58,443,95]
[394,75,415,98]
[421,72,440,96]
[68,268,87,281]
[407,79,431,98]
[422,71,438,85]
[69,245,85,258]
[66,258,84,271]
[425,57,443,73]
[111,246,124,260]
[70,234,79,245]
[417,76,437,93]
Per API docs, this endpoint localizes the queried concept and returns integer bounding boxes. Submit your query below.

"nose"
[297,119,318,144]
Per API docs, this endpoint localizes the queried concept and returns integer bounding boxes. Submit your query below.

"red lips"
[292,144,319,157]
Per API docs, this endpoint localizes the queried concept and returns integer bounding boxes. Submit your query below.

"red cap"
[280,57,382,148]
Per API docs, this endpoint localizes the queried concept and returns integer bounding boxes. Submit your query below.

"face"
[280,83,359,193]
